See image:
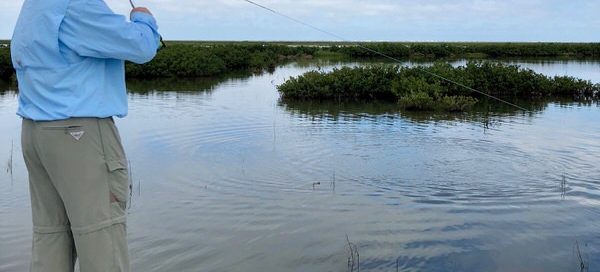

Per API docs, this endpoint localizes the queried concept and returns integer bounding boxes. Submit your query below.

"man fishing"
[11,0,161,270]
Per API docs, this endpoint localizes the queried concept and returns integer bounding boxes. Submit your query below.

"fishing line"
[240,0,529,112]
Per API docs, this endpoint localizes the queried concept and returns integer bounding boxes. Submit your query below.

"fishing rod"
[129,0,167,49]
[240,0,529,112]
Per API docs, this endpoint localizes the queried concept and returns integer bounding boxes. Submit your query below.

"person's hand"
[131,7,152,17]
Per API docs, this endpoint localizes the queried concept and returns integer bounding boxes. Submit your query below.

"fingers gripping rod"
[128,0,167,49]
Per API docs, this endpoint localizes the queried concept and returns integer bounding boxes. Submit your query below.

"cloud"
[1,0,600,41]
[0,0,24,38]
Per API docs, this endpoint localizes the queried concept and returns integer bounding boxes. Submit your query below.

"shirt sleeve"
[59,0,161,64]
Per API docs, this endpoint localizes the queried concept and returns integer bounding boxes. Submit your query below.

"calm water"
[1,59,600,272]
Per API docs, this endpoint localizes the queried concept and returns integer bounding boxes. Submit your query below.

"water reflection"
[126,72,253,93]
[279,99,554,131]
[0,79,16,93]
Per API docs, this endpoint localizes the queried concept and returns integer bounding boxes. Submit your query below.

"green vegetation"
[125,44,317,78]
[277,62,600,111]
[2,42,600,80]
[330,42,600,58]
[167,41,600,58]
[0,43,317,80]
[0,47,14,81]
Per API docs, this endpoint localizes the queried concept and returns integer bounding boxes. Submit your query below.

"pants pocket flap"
[106,160,127,172]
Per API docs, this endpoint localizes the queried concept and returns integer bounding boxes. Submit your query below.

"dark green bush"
[0,47,14,80]
[278,61,600,111]
[125,44,316,78]
[397,91,436,110]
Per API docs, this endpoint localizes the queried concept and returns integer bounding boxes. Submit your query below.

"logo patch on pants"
[69,131,85,141]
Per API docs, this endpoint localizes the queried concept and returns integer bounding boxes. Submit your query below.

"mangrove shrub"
[0,48,14,80]
[277,62,600,111]
[125,44,317,78]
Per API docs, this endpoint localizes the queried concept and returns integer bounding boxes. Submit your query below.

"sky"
[1,0,600,42]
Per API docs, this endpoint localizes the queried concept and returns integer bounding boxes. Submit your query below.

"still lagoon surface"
[1,59,600,271]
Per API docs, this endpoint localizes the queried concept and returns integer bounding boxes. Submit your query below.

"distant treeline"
[329,42,600,58]
[2,42,600,80]
[277,62,600,111]
[0,43,318,80]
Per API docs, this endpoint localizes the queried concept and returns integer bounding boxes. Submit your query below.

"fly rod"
[129,0,167,49]
[240,0,529,112]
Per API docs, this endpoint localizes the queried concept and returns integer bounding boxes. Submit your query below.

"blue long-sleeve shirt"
[11,0,160,121]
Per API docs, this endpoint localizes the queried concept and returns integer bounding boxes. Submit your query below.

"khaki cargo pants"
[22,117,130,272]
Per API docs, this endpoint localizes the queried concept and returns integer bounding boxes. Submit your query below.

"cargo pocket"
[106,159,129,215]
